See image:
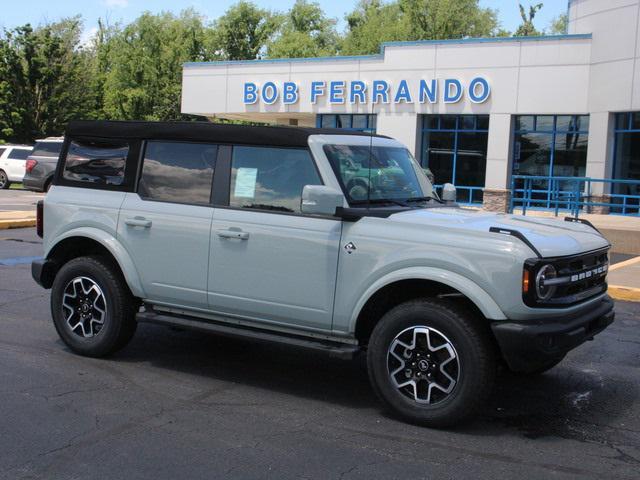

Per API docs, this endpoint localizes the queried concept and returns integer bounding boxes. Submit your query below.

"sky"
[0,0,569,42]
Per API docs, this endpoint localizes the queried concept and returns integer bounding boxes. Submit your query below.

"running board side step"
[136,310,361,360]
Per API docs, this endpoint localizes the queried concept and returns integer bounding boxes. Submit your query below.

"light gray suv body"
[33,121,614,427]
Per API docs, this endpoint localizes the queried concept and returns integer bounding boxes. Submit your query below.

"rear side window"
[139,141,217,205]
[63,140,128,186]
[32,141,62,157]
[229,146,322,213]
[9,149,31,160]
[0,148,5,157]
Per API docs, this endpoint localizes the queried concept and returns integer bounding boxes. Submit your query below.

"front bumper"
[491,296,614,372]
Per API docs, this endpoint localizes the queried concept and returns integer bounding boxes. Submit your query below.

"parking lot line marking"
[609,255,640,271]
[608,285,640,302]
[0,256,42,266]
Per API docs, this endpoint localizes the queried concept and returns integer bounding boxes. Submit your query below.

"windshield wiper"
[351,198,410,208]
[405,196,443,204]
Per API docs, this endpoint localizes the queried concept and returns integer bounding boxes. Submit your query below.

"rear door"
[117,141,217,310]
[207,145,342,331]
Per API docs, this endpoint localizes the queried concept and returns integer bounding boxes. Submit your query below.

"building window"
[613,113,640,214]
[316,114,376,133]
[420,114,489,204]
[512,115,589,210]
[513,115,589,178]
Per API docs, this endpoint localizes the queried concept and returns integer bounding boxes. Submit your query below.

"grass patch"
[9,183,24,190]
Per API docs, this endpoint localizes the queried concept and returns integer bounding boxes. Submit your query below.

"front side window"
[324,144,432,204]
[139,141,217,205]
[63,140,128,186]
[229,146,322,213]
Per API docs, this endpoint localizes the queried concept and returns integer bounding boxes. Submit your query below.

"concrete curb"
[0,219,36,230]
[608,285,640,303]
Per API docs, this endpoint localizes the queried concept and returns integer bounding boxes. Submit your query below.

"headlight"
[535,264,557,301]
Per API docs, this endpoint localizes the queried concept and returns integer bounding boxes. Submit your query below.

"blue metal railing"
[510,175,640,217]
[433,184,484,205]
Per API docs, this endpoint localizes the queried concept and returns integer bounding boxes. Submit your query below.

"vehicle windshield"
[323,144,433,205]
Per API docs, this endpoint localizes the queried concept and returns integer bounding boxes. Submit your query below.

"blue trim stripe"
[183,34,592,68]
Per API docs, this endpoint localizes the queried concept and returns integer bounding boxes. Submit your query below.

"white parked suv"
[0,145,33,188]
[32,121,614,427]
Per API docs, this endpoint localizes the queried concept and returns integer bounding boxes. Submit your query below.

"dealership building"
[181,0,640,214]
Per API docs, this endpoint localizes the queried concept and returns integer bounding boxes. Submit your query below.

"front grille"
[548,249,609,305]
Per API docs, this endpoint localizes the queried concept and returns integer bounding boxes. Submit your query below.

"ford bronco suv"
[32,120,614,427]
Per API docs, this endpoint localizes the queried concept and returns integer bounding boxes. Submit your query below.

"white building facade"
[181,0,640,214]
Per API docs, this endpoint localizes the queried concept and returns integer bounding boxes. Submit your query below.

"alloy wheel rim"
[387,326,460,405]
[62,276,107,338]
[0,172,6,188]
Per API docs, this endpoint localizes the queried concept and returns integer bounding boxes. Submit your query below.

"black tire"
[50,256,137,357]
[0,170,10,189]
[367,298,496,428]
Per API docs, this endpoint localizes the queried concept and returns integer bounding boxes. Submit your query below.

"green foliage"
[514,2,543,37]
[342,1,409,55]
[342,0,500,55]
[211,1,280,60]
[100,10,215,121]
[547,13,568,35]
[399,0,500,40]
[0,18,93,143]
[267,1,339,58]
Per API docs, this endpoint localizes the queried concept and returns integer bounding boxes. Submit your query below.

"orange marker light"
[522,269,530,294]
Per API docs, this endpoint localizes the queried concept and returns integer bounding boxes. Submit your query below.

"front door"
[117,141,218,309]
[208,145,341,331]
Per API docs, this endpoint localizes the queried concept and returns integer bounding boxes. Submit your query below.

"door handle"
[217,229,249,240]
[125,217,152,228]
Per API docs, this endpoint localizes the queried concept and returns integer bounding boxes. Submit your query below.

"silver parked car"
[22,137,64,192]
[32,121,614,427]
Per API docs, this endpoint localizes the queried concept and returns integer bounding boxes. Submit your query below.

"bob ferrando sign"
[242,77,491,106]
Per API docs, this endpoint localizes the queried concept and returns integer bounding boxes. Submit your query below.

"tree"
[211,1,279,60]
[547,13,568,35]
[514,2,543,37]
[0,18,94,144]
[101,10,215,121]
[399,0,500,40]
[267,0,339,58]
[342,0,410,55]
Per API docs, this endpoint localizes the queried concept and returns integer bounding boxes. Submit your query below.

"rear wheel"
[51,256,137,357]
[367,298,496,427]
[0,170,10,189]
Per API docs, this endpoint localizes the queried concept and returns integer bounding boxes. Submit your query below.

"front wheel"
[50,256,137,357]
[367,299,496,428]
[0,170,10,189]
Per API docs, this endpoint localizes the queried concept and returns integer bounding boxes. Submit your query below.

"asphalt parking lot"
[0,228,639,479]
[0,189,43,212]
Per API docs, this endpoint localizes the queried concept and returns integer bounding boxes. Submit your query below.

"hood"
[389,207,610,258]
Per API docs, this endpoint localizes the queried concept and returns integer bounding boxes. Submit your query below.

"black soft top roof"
[66,120,387,148]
